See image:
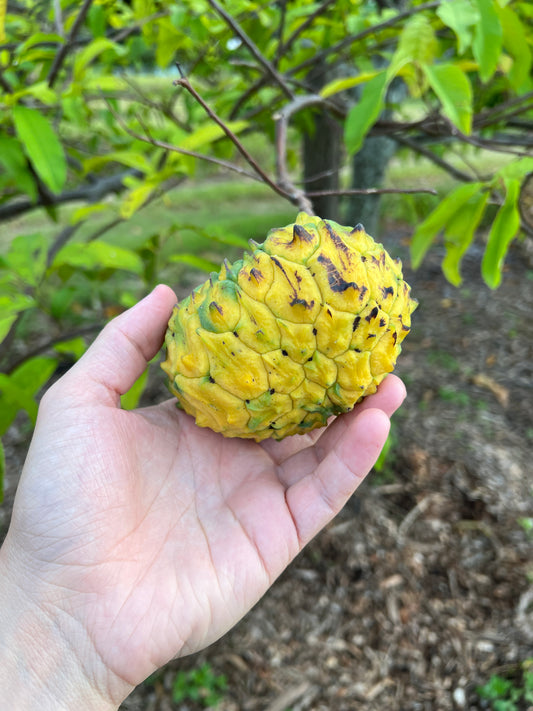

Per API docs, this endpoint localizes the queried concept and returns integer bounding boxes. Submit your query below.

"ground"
[2,226,532,710]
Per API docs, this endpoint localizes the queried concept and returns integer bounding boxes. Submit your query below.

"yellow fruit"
[161,213,417,440]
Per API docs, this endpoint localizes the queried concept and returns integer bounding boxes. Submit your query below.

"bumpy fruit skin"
[161,213,417,441]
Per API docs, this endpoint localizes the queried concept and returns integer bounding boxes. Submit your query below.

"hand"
[0,285,406,710]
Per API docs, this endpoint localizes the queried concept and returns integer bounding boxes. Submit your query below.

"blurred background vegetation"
[1,0,532,488]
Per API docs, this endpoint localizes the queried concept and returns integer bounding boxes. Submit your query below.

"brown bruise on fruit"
[265,256,321,323]
[161,212,417,441]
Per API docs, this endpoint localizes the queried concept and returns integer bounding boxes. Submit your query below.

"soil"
[2,225,532,710]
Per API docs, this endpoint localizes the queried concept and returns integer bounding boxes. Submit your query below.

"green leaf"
[437,0,479,55]
[0,371,43,435]
[395,14,438,67]
[0,293,36,321]
[83,151,152,173]
[422,63,473,134]
[5,233,48,286]
[169,253,220,273]
[12,105,67,195]
[155,17,181,68]
[442,191,489,285]
[481,178,521,289]
[344,71,388,156]
[410,182,483,268]
[88,4,106,38]
[180,120,249,152]
[73,38,119,80]
[54,337,87,360]
[0,438,4,504]
[0,315,18,344]
[120,183,154,219]
[11,356,57,397]
[319,71,381,99]
[52,241,144,275]
[497,157,533,182]
[472,0,503,82]
[70,202,110,225]
[0,135,38,201]
[13,81,58,106]
[121,367,149,410]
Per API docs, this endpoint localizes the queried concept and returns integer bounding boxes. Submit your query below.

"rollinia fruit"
[161,212,417,441]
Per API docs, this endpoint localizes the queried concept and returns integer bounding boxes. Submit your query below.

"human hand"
[0,285,406,710]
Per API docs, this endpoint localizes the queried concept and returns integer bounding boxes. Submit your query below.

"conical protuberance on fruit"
[162,212,417,441]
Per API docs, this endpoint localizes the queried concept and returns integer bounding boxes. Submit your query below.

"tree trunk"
[302,63,342,220]
[346,134,397,237]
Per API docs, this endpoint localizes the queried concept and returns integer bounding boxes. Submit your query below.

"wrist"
[0,540,119,711]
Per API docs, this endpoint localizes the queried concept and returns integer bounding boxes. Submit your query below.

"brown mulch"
[2,226,532,710]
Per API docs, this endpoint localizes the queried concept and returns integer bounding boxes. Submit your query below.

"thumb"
[61,284,177,405]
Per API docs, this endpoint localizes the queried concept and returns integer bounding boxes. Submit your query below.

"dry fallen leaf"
[471,373,509,408]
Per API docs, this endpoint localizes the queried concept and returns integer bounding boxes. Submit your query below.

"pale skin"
[0,284,406,710]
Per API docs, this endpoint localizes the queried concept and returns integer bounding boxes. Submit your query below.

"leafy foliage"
[0,0,532,498]
[171,663,228,707]
[476,663,533,711]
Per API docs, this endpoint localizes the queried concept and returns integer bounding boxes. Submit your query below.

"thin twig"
[174,77,293,201]
[273,0,288,68]
[288,0,441,77]
[474,91,533,129]
[306,187,438,197]
[107,97,262,183]
[48,0,93,88]
[230,0,339,118]
[393,134,476,183]
[46,224,82,267]
[5,324,105,375]
[0,169,140,221]
[206,0,295,100]
[277,0,337,60]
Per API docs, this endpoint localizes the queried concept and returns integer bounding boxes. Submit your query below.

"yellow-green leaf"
[497,5,532,91]
[344,71,388,156]
[437,0,479,55]
[472,0,503,82]
[319,72,381,99]
[120,183,154,219]
[442,191,489,285]
[411,182,483,268]
[53,241,144,274]
[481,178,521,289]
[169,253,220,273]
[180,121,249,152]
[0,0,6,42]
[0,438,4,503]
[74,38,119,80]
[422,63,473,134]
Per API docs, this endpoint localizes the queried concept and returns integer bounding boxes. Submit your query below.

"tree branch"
[4,323,104,375]
[277,0,337,60]
[47,0,93,88]
[0,170,140,222]
[174,76,294,202]
[205,0,295,101]
[306,187,438,197]
[288,0,441,77]
[273,95,326,213]
[393,134,476,183]
[107,98,263,183]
